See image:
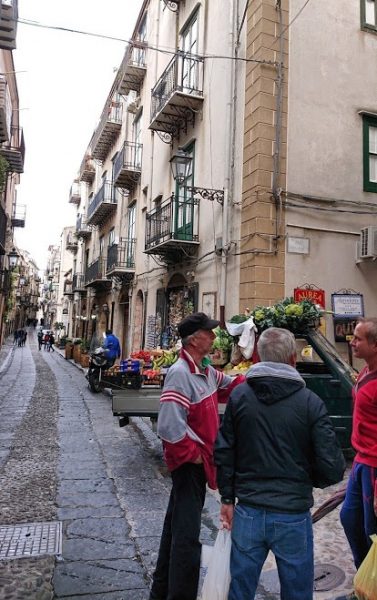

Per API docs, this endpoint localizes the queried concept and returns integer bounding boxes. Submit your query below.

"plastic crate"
[120,359,141,373]
[102,372,142,389]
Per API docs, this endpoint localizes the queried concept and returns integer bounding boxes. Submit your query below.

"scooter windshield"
[90,332,103,352]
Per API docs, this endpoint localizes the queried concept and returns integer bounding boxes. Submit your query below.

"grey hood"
[245,362,305,405]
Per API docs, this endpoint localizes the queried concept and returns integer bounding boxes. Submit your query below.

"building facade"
[65,0,247,354]
[241,0,377,349]
[0,0,27,344]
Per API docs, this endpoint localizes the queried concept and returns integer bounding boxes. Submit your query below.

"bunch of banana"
[233,360,253,371]
[152,350,179,369]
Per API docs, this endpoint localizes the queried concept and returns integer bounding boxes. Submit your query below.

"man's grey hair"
[357,318,377,344]
[257,327,296,364]
[181,330,200,348]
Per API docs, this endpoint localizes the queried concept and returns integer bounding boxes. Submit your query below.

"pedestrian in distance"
[43,332,50,351]
[335,318,377,600]
[48,332,55,352]
[102,329,121,367]
[18,330,23,347]
[37,329,43,351]
[149,312,245,600]
[214,327,346,600]
[22,330,27,346]
[13,329,19,346]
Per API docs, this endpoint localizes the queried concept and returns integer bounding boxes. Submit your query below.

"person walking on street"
[37,329,43,351]
[13,329,19,346]
[214,327,346,600]
[18,330,23,347]
[335,318,377,600]
[149,312,245,600]
[48,332,55,352]
[102,329,121,367]
[43,332,50,351]
[22,330,27,346]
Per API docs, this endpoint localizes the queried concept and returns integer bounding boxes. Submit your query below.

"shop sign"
[294,288,325,309]
[333,318,358,342]
[331,294,364,318]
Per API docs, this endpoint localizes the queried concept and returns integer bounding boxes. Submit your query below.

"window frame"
[361,0,377,33]
[363,114,377,192]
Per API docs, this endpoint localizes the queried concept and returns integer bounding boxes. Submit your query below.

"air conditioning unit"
[359,226,377,259]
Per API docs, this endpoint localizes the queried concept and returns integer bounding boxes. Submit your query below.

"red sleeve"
[217,375,245,404]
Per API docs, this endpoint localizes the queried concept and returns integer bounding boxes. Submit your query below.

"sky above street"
[13,0,144,271]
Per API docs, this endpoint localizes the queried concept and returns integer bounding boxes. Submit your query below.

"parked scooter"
[87,347,108,393]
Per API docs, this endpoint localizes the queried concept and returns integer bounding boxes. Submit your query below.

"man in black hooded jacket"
[214,327,345,600]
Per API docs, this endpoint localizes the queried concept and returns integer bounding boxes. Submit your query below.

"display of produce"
[152,349,179,369]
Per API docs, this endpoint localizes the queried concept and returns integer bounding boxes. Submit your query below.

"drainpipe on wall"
[220,0,236,327]
[272,1,284,214]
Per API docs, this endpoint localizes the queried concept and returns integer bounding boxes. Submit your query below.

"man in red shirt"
[338,318,377,600]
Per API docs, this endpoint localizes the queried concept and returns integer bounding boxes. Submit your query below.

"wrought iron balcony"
[79,154,95,184]
[72,272,86,293]
[113,141,142,190]
[63,281,73,296]
[69,181,81,205]
[86,180,117,227]
[11,203,26,228]
[0,0,18,50]
[91,102,123,162]
[76,215,92,240]
[0,126,25,173]
[145,194,200,263]
[0,201,6,253]
[0,78,11,142]
[85,257,111,288]
[149,52,204,140]
[106,238,136,277]
[118,42,147,96]
[66,233,78,253]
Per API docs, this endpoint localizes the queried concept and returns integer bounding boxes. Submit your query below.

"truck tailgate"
[112,388,226,419]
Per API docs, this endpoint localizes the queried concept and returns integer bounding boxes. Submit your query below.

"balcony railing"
[72,273,86,292]
[0,201,6,253]
[79,154,95,184]
[69,181,81,205]
[0,78,11,142]
[87,180,117,227]
[150,52,204,137]
[118,42,147,96]
[11,203,26,228]
[85,257,110,287]
[113,141,142,189]
[145,193,200,255]
[106,238,136,275]
[0,126,25,173]
[66,232,78,252]
[91,102,123,162]
[0,0,18,50]
[76,215,92,240]
[63,281,73,295]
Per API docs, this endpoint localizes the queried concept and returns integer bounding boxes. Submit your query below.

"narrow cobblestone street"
[0,329,358,599]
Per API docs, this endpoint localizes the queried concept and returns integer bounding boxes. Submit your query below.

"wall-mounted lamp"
[8,248,19,270]
[169,148,192,185]
[102,302,110,314]
[91,315,97,321]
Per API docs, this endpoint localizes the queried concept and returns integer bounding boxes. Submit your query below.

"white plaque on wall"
[287,236,310,254]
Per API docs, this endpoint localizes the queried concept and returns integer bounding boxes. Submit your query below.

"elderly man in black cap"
[149,312,245,600]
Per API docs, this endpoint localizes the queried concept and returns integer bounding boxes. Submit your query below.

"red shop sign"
[294,288,325,309]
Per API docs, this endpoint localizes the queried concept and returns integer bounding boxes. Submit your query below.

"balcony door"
[134,114,142,169]
[175,143,194,240]
[182,13,198,92]
[126,202,136,267]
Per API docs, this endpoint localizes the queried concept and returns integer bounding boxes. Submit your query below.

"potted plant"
[65,338,73,360]
[72,338,82,363]
[80,339,91,367]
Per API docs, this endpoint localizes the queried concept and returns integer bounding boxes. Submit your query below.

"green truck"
[112,326,358,449]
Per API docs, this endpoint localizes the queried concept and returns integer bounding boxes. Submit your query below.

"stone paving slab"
[53,559,147,596]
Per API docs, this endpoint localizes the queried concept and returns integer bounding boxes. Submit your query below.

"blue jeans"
[229,504,314,600]
[340,461,377,569]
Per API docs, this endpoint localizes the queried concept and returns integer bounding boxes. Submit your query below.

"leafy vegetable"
[212,327,233,351]
[228,315,248,324]
[252,297,322,333]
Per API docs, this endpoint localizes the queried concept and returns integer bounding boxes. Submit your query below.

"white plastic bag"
[201,529,231,600]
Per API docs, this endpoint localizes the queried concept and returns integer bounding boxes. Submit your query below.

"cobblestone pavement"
[0,329,357,599]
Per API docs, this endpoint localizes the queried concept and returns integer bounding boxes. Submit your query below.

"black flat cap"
[178,312,220,338]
